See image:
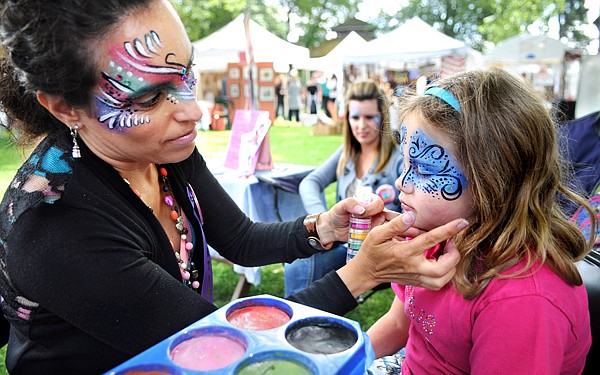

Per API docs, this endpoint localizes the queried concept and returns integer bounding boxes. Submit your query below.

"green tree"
[362,0,597,53]
[172,0,362,49]
[276,0,361,48]
[479,0,562,46]
[376,0,559,51]
[172,0,597,54]
[556,0,597,52]
[172,0,286,43]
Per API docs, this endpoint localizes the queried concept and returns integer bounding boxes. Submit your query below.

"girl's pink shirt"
[392,259,591,374]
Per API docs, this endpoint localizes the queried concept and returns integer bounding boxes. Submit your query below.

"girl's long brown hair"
[395,68,595,299]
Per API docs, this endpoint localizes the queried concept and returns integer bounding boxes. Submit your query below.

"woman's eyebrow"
[184,46,195,74]
[111,46,196,100]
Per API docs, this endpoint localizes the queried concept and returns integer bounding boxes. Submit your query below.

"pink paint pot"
[169,327,247,371]
[113,363,182,375]
[226,298,293,331]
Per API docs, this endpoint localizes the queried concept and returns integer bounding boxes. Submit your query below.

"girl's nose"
[396,170,414,193]
[357,117,369,129]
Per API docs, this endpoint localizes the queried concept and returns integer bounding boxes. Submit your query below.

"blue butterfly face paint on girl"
[95,30,197,131]
[400,123,467,201]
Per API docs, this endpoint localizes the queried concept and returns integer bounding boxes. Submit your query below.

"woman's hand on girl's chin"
[370,209,422,239]
[337,213,468,297]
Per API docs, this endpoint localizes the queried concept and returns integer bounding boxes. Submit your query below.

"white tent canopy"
[345,17,468,64]
[192,14,310,73]
[307,32,368,72]
[485,34,570,65]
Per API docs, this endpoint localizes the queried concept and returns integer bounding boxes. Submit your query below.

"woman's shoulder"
[1,132,75,232]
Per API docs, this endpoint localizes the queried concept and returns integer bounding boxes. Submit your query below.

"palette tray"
[106,294,374,375]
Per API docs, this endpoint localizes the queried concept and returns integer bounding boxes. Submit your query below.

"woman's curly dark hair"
[0,0,152,145]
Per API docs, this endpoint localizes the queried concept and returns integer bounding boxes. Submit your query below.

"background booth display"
[191,14,310,74]
[226,62,276,125]
[191,14,309,130]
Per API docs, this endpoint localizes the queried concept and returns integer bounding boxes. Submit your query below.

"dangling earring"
[70,125,81,158]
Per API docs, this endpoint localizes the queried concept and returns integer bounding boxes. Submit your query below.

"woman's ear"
[36,91,81,127]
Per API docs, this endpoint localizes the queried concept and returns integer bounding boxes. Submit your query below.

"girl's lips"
[169,130,197,145]
[401,202,414,212]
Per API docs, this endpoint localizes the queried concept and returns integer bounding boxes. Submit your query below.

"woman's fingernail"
[352,205,366,215]
[356,194,372,205]
[456,219,469,230]
[401,211,415,224]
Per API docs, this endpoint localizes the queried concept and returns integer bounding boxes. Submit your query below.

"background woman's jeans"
[284,243,347,297]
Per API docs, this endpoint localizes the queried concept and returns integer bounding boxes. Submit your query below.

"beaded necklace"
[124,166,200,291]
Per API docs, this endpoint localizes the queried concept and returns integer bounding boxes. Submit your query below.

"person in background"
[275,74,286,119]
[287,72,302,122]
[320,73,330,114]
[285,80,404,297]
[305,75,320,115]
[325,73,339,120]
[367,68,593,374]
[0,0,467,373]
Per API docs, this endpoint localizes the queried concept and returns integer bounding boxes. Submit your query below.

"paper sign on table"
[224,109,273,176]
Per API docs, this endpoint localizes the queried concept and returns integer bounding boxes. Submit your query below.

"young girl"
[367,68,594,374]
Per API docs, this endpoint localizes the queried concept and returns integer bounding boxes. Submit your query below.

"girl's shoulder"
[481,259,586,310]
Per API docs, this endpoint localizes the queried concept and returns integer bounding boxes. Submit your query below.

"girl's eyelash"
[415,164,435,176]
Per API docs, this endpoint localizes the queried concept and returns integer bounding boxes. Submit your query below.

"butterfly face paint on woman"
[95,30,197,131]
[349,104,382,128]
[399,123,467,201]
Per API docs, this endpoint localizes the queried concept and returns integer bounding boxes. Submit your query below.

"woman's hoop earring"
[70,125,81,159]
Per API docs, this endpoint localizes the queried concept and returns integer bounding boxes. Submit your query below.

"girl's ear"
[36,91,81,128]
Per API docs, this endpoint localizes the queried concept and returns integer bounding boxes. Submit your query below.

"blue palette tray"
[106,294,374,374]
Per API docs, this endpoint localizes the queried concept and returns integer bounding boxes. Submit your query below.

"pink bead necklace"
[124,166,200,290]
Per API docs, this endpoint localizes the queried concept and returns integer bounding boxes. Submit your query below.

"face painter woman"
[0,0,467,373]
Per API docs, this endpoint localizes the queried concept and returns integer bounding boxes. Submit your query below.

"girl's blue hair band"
[423,87,461,113]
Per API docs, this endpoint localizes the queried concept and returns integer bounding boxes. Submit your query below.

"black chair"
[577,247,600,374]
[563,111,600,373]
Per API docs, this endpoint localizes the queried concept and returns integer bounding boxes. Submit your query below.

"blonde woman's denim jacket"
[299,145,404,214]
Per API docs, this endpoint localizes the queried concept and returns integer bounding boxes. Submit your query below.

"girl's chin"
[413,222,437,233]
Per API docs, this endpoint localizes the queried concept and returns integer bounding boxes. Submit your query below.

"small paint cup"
[169,327,247,371]
[235,351,316,375]
[285,317,358,355]
[227,305,291,330]
[112,364,182,375]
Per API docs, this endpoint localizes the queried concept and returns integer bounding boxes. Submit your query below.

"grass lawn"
[0,124,394,372]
